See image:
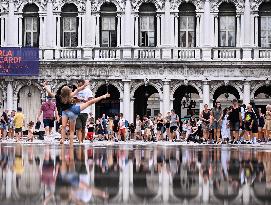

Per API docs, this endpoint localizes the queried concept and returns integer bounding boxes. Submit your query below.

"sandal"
[59,139,64,144]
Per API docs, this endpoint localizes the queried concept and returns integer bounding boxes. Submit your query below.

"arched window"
[218,2,236,47]
[179,3,196,47]
[61,4,78,47]
[100,3,117,47]
[139,3,156,47]
[259,2,271,47]
[23,4,39,47]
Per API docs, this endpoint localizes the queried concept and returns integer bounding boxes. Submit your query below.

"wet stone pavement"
[0,143,271,205]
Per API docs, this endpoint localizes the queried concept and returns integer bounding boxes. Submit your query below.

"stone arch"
[210,82,243,101]
[211,0,244,13]
[53,0,85,12]
[14,81,44,99]
[93,81,123,99]
[251,82,266,99]
[170,0,203,11]
[171,82,203,99]
[131,82,163,100]
[17,83,43,124]
[16,1,42,13]
[132,0,165,12]
[94,0,124,12]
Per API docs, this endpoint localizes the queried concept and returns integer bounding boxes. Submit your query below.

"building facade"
[0,0,271,123]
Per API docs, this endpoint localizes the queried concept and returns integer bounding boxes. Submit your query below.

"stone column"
[7,82,13,111]
[130,98,134,123]
[134,13,139,46]
[236,14,241,47]
[123,80,131,122]
[254,14,259,47]
[40,14,46,47]
[157,14,161,47]
[120,98,124,114]
[18,15,23,46]
[173,12,178,47]
[0,17,5,46]
[202,0,211,60]
[244,0,251,46]
[7,0,17,46]
[95,13,100,46]
[202,81,210,108]
[163,79,170,116]
[214,13,218,47]
[78,14,82,47]
[117,13,121,47]
[196,13,201,47]
[56,13,61,47]
[46,0,54,48]
[243,81,251,105]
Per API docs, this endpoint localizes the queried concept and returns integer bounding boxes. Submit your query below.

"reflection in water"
[0,144,271,205]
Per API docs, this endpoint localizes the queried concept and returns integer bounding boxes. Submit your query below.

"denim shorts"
[0,123,7,130]
[62,105,80,122]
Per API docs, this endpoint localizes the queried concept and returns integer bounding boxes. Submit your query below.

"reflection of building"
[1,145,271,204]
[1,0,271,123]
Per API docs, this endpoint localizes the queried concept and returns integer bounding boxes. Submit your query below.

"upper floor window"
[23,4,39,47]
[139,3,156,47]
[259,2,271,47]
[218,3,236,47]
[100,3,117,47]
[61,4,78,47]
[179,3,196,47]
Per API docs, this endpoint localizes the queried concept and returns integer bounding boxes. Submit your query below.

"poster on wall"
[0,47,39,76]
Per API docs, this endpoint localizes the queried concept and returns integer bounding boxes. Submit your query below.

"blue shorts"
[62,105,80,122]
[0,124,7,130]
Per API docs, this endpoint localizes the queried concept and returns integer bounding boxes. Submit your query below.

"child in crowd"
[7,110,15,140]
[87,117,95,142]
[14,107,24,142]
[221,108,231,143]
[27,121,35,142]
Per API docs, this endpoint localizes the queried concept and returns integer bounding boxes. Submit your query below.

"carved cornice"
[37,63,271,81]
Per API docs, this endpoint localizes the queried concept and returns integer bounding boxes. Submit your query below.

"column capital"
[243,80,251,85]
[122,79,131,83]
[202,79,211,84]
[156,13,162,18]
[162,79,171,83]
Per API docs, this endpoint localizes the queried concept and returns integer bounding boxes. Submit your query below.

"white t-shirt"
[76,88,93,114]
[119,118,126,129]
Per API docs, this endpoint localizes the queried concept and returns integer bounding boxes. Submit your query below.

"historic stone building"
[0,0,271,123]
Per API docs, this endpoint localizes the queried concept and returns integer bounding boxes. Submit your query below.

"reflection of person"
[44,145,108,205]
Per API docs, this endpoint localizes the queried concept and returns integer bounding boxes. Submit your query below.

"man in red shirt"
[37,96,57,139]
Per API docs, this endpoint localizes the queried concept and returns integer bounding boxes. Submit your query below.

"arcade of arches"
[1,79,271,125]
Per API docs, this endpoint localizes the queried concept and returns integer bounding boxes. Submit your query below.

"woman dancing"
[43,81,110,145]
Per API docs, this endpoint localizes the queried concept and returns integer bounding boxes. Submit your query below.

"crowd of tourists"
[0,79,270,145]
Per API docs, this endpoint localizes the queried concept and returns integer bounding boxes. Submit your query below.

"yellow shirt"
[14,112,24,128]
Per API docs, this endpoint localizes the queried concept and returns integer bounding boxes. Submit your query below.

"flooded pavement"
[0,143,271,205]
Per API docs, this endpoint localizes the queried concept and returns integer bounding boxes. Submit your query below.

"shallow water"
[0,143,271,205]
